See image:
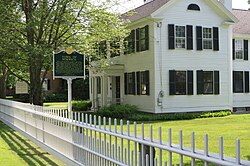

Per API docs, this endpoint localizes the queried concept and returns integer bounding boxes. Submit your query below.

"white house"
[232,9,250,111]
[89,0,250,113]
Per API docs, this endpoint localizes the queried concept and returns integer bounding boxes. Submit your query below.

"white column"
[67,78,72,112]
[102,75,108,107]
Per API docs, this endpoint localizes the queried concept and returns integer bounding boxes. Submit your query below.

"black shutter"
[245,71,249,93]
[233,71,236,93]
[136,28,140,52]
[196,26,203,50]
[186,25,193,50]
[169,70,176,95]
[214,71,220,95]
[187,70,193,95]
[244,40,248,61]
[136,71,141,95]
[145,70,150,95]
[124,73,128,95]
[197,70,204,94]
[145,25,149,50]
[232,39,235,60]
[213,27,219,51]
[131,30,135,53]
[168,24,175,49]
[132,72,136,95]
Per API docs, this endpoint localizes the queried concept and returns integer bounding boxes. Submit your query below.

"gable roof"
[121,0,170,21]
[232,9,250,34]
[122,0,237,23]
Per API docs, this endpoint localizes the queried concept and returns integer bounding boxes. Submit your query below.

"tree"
[0,0,128,105]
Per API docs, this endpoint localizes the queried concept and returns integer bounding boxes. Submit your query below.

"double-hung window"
[203,71,213,94]
[168,24,193,50]
[233,39,248,60]
[125,71,150,95]
[233,71,249,93]
[203,28,212,49]
[196,26,219,51]
[136,71,150,95]
[175,26,186,49]
[136,25,149,52]
[235,40,243,59]
[169,70,193,95]
[197,70,220,95]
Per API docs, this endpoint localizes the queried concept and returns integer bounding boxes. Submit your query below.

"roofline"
[209,0,239,23]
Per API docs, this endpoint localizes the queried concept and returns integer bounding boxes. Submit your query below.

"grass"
[125,114,250,165]
[43,102,68,109]
[0,121,65,166]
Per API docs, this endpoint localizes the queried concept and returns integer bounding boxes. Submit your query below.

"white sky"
[116,0,249,13]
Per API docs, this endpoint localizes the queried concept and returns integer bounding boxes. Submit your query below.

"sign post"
[53,48,85,112]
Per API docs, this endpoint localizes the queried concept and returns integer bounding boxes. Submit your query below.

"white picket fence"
[0,99,249,166]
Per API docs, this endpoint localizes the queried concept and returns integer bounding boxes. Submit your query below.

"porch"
[89,64,124,110]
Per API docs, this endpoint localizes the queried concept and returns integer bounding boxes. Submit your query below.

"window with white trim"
[235,40,243,59]
[203,28,212,49]
[175,26,186,48]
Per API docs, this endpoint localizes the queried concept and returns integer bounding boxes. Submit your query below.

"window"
[169,70,193,95]
[233,71,249,93]
[97,77,101,94]
[197,71,219,95]
[203,71,213,94]
[187,4,200,11]
[168,24,193,50]
[233,39,248,60]
[128,73,135,94]
[196,26,219,51]
[136,25,149,52]
[203,28,212,49]
[175,26,186,48]
[136,71,150,95]
[235,40,243,59]
[125,30,135,54]
[125,71,149,95]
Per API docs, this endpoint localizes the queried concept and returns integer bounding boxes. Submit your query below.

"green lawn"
[0,121,65,166]
[43,102,67,109]
[133,114,250,164]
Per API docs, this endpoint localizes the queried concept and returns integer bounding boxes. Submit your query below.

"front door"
[115,76,120,103]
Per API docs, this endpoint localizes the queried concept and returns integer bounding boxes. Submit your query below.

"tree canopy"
[0,0,128,104]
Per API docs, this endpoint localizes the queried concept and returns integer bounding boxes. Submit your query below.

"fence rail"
[0,99,249,166]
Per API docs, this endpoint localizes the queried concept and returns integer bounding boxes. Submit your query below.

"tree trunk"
[0,67,8,99]
[29,54,43,105]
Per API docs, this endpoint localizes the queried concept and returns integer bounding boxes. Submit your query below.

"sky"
[116,0,249,13]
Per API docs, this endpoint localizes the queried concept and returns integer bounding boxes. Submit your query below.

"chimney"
[218,0,232,11]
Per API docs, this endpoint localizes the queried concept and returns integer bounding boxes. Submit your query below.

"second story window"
[176,26,186,48]
[196,26,219,51]
[235,40,243,59]
[233,39,248,61]
[203,28,212,49]
[168,24,193,50]
[136,25,149,52]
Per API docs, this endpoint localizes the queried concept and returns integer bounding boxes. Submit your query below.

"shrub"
[72,100,92,111]
[44,93,67,102]
[97,104,138,119]
[13,94,30,103]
